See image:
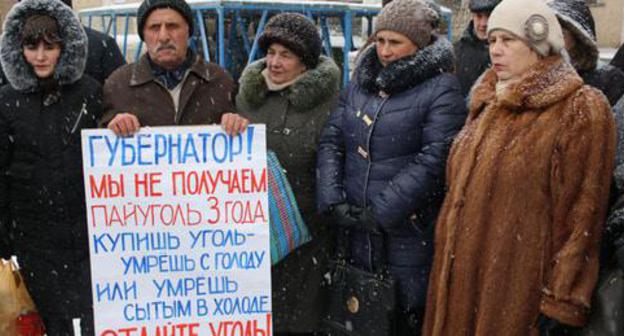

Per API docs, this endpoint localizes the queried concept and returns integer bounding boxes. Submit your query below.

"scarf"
[149,51,194,90]
[261,68,305,92]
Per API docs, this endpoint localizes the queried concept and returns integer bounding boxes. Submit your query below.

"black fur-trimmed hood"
[548,0,598,71]
[237,55,340,111]
[1,0,87,91]
[355,36,454,95]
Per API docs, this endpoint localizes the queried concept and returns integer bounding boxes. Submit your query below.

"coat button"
[347,296,359,314]
[357,146,369,159]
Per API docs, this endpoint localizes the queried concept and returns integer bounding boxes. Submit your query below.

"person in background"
[317,0,466,334]
[602,94,624,290]
[548,0,624,105]
[59,0,125,84]
[100,0,247,136]
[610,43,624,74]
[0,0,103,334]
[423,0,615,334]
[236,13,341,335]
[454,0,501,97]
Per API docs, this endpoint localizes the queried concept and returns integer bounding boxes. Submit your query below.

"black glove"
[537,314,564,335]
[330,203,360,228]
[354,207,382,235]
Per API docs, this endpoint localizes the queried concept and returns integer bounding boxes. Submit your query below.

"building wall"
[74,0,139,11]
[74,0,143,63]
[591,0,624,48]
[0,1,18,33]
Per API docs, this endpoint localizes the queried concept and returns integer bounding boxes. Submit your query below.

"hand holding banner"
[81,125,271,336]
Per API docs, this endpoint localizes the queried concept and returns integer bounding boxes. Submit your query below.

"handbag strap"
[375,233,391,277]
[336,228,391,277]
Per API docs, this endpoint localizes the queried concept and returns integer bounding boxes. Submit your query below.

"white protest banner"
[81,125,271,336]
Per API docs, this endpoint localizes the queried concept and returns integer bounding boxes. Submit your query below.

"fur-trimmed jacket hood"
[0,0,87,91]
[355,35,454,95]
[236,55,340,112]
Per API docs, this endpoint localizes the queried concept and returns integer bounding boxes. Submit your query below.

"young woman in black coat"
[0,0,102,334]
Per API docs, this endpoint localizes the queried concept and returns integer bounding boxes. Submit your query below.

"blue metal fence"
[79,0,452,86]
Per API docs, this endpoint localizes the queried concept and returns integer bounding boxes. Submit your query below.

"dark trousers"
[18,249,93,336]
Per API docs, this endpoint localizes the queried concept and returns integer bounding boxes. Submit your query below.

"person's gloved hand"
[537,314,564,335]
[330,203,360,228]
[353,207,382,235]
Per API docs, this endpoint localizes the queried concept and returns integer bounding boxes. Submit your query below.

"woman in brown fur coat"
[422,0,616,335]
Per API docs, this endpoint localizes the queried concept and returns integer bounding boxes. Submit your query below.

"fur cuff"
[540,294,588,327]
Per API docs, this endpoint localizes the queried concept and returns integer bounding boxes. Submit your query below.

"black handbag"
[577,264,624,336]
[323,230,398,336]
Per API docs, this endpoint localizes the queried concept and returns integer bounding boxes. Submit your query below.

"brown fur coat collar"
[470,56,584,115]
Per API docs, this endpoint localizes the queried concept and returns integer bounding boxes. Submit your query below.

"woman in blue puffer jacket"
[317,0,466,333]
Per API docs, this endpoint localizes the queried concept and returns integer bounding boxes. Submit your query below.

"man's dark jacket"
[454,22,490,97]
[84,26,125,84]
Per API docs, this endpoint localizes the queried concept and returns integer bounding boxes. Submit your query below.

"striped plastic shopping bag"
[267,150,311,265]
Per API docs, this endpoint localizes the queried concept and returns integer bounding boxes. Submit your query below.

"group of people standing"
[0,0,621,336]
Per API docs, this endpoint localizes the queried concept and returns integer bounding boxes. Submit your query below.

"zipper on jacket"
[362,94,389,271]
[64,101,88,146]
[70,102,87,134]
